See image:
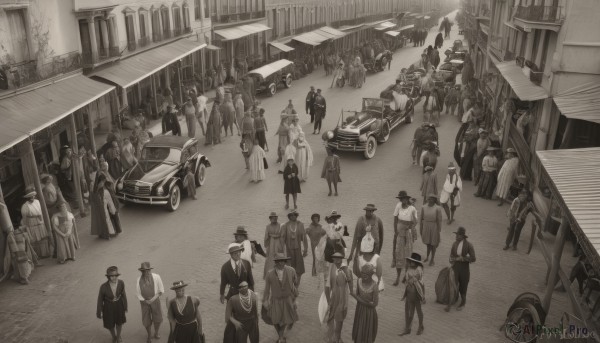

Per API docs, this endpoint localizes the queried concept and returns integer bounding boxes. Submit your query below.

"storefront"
[290,26,347,56]
[213,23,271,74]
[268,41,295,61]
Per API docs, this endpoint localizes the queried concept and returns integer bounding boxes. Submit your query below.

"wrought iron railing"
[514,5,562,23]
[1,51,81,91]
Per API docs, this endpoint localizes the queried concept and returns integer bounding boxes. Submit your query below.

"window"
[124,14,136,51]
[152,9,161,42]
[0,9,30,63]
[161,6,171,38]
[172,5,182,36]
[78,19,92,63]
[194,0,201,20]
[182,3,191,32]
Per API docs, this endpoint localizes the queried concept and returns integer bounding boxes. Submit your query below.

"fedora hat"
[406,252,423,266]
[138,262,153,271]
[170,280,188,290]
[287,210,299,218]
[273,253,291,262]
[506,148,517,154]
[106,266,120,277]
[453,227,468,238]
[234,226,249,236]
[331,251,345,259]
[268,212,278,218]
[363,204,377,211]
[447,162,456,170]
[23,185,37,198]
[396,191,411,199]
[227,243,244,254]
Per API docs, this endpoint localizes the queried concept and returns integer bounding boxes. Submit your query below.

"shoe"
[457,305,464,311]
[503,246,510,250]
[398,330,411,336]
[417,326,424,335]
[154,333,161,339]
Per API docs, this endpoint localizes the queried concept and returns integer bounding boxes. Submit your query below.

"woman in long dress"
[351,264,379,343]
[90,174,118,240]
[321,148,341,196]
[234,92,244,136]
[283,157,301,210]
[205,101,222,145]
[166,281,203,343]
[20,187,51,258]
[355,57,366,88]
[392,191,418,286]
[220,93,236,136]
[420,195,443,266]
[353,236,384,292]
[295,133,313,182]
[51,201,79,264]
[97,266,127,343]
[496,149,519,206]
[420,166,438,203]
[276,115,290,165]
[264,213,286,279]
[249,141,266,183]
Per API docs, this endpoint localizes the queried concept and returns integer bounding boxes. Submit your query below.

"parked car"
[115,136,210,212]
[323,98,413,159]
[437,60,464,82]
[365,50,393,73]
[247,59,294,96]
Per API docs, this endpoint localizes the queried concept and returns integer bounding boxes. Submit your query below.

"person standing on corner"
[447,227,475,312]
[503,189,543,251]
[20,186,51,258]
[305,87,317,124]
[136,262,164,343]
[283,157,301,210]
[440,163,462,225]
[314,89,326,135]
[220,243,255,304]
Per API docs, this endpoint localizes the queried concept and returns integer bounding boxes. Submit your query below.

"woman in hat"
[325,251,353,343]
[263,253,299,343]
[20,186,51,258]
[420,194,443,266]
[321,147,341,196]
[264,212,285,279]
[352,233,384,292]
[281,210,308,286]
[51,200,79,264]
[496,148,520,206]
[440,163,462,224]
[4,223,37,284]
[234,226,256,267]
[276,115,291,165]
[283,157,301,210]
[399,253,425,336]
[233,91,244,136]
[295,132,313,182]
[306,213,326,277]
[166,281,203,343]
[97,266,128,343]
[351,264,379,343]
[90,174,119,240]
[475,146,499,199]
[41,174,66,217]
[249,140,266,183]
[420,165,438,204]
[458,124,482,181]
[392,191,418,287]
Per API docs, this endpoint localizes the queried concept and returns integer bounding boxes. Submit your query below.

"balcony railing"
[211,10,266,24]
[138,36,150,48]
[514,5,562,23]
[173,27,182,37]
[152,32,163,43]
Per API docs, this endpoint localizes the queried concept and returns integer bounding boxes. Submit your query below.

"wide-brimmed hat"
[227,243,244,254]
[406,252,423,266]
[453,227,468,238]
[138,262,153,271]
[23,185,37,198]
[363,204,377,211]
[269,212,278,218]
[448,162,456,170]
[331,252,345,259]
[396,191,411,200]
[506,148,517,154]
[287,210,299,218]
[325,210,341,220]
[273,253,291,262]
[170,280,188,290]
[234,226,248,236]
[106,266,120,277]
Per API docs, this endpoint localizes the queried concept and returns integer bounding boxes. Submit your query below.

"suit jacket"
[97,280,128,316]
[450,239,476,264]
[305,91,316,113]
[220,259,254,299]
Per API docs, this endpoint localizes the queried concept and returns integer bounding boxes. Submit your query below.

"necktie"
[235,262,240,277]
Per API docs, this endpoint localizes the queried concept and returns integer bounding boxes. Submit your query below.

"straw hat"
[453,227,468,238]
[170,280,188,290]
[268,212,278,218]
[273,253,291,262]
[227,243,244,254]
[406,252,423,266]
[23,185,37,199]
[233,226,249,236]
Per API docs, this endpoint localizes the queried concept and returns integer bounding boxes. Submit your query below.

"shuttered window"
[1,9,30,63]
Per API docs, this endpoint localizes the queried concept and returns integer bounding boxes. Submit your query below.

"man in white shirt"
[234,226,255,267]
[136,262,165,341]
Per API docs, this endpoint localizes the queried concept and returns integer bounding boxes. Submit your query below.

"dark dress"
[168,296,201,343]
[283,164,301,195]
[352,279,378,343]
[97,280,128,329]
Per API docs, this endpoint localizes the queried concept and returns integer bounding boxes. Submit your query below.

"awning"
[269,42,295,53]
[374,21,396,31]
[247,59,293,78]
[91,39,206,89]
[339,24,365,32]
[494,61,548,101]
[214,23,271,41]
[206,44,221,50]
[424,16,431,19]
[385,31,400,37]
[398,24,415,31]
[0,74,115,153]
[292,26,346,46]
[553,82,600,124]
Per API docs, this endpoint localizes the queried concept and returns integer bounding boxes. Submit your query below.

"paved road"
[0,11,573,343]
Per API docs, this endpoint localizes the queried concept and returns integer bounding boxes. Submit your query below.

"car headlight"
[359,134,368,143]
[156,187,164,196]
[117,182,123,191]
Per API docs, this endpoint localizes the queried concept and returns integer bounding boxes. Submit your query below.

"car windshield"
[140,146,181,163]
[362,99,383,111]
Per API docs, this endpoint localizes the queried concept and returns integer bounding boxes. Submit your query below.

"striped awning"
[214,23,271,41]
[553,82,600,124]
[269,42,295,53]
[494,61,548,101]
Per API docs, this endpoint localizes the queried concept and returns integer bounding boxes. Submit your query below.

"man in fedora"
[348,204,384,264]
[263,253,299,342]
[281,210,308,287]
[305,86,317,123]
[234,226,256,268]
[448,227,476,311]
[135,262,164,342]
[440,162,462,224]
[220,243,255,304]
[224,281,259,343]
[325,251,353,343]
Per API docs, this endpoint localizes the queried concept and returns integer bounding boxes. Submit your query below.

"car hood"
[123,161,178,183]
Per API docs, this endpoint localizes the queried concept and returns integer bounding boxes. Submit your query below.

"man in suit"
[220,243,255,304]
[305,86,317,123]
[447,227,476,312]
[314,89,327,135]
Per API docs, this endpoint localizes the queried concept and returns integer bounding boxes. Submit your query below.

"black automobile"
[115,136,210,211]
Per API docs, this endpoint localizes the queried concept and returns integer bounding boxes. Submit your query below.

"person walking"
[240,111,255,170]
[447,227,476,312]
[392,191,418,287]
[503,189,543,251]
[283,157,301,210]
[183,96,197,138]
[223,281,259,343]
[314,89,326,135]
[475,147,499,199]
[306,213,326,277]
[196,90,208,136]
[220,243,255,304]
[351,264,379,343]
[496,148,520,206]
[262,253,299,343]
[420,195,443,266]
[136,262,164,343]
[424,88,441,127]
[221,93,236,137]
[295,133,313,182]
[205,102,222,146]
[420,165,438,204]
[305,86,317,123]
[352,235,384,292]
[249,141,266,183]
[233,226,256,268]
[20,186,51,258]
[233,92,244,136]
[166,280,204,343]
[281,210,308,287]
[445,85,460,117]
[348,204,385,263]
[440,163,462,225]
[398,253,425,336]
[276,114,291,165]
[97,266,127,343]
[434,32,443,49]
[264,212,286,279]
[254,108,268,151]
[90,174,119,240]
[321,147,341,196]
[325,251,353,343]
[162,106,182,136]
[51,201,79,264]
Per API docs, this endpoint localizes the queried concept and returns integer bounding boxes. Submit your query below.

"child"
[400,253,425,336]
[306,213,326,276]
[183,165,196,199]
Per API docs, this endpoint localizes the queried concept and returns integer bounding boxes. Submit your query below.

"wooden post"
[69,115,86,217]
[542,217,568,313]
[25,139,53,251]
[151,75,158,117]
[177,62,184,105]
[200,49,206,93]
[87,111,97,153]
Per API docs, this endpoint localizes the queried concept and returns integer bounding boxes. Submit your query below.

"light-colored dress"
[264,223,286,279]
[440,173,462,206]
[196,95,208,128]
[357,254,384,291]
[420,205,442,247]
[392,203,418,268]
[249,145,266,182]
[496,157,519,199]
[52,212,79,261]
[21,199,50,258]
[295,140,313,181]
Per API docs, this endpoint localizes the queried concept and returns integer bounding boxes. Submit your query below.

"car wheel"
[269,84,277,96]
[364,136,377,159]
[166,184,181,212]
[195,163,206,187]
[378,122,391,143]
[284,75,292,88]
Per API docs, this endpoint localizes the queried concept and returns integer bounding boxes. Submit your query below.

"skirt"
[392,228,413,269]
[268,296,298,326]
[352,303,378,343]
[421,221,440,247]
[102,299,127,329]
[288,248,305,276]
[167,321,200,343]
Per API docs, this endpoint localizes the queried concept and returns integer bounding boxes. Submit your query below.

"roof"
[339,24,365,32]
[374,21,396,31]
[268,42,294,53]
[385,31,400,37]
[206,44,221,50]
[214,23,271,41]
[553,82,600,124]
[91,39,206,88]
[144,135,195,149]
[0,74,115,153]
[494,61,548,101]
[399,24,415,31]
[292,26,346,46]
[537,148,600,271]
[248,59,294,78]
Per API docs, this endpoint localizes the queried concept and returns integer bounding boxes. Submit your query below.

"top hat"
[138,262,153,271]
[453,227,468,238]
[23,185,37,198]
[170,280,188,290]
[406,252,423,266]
[447,162,456,170]
[287,210,299,218]
[227,243,244,254]
[234,226,249,236]
[273,253,291,262]
[363,204,377,211]
[106,266,120,277]
[331,251,345,259]
[269,212,278,218]
[396,191,411,199]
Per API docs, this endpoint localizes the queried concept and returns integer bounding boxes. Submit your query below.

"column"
[108,16,119,56]
[151,75,159,116]
[0,184,13,266]
[542,218,568,312]
[121,87,129,110]
[177,63,184,105]
[69,115,86,216]
[100,19,110,56]
[88,17,99,63]
[524,31,533,62]
[87,111,97,153]
[200,49,206,92]
[199,0,206,27]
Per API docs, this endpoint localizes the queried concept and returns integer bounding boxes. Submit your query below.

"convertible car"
[115,136,210,212]
[323,98,413,159]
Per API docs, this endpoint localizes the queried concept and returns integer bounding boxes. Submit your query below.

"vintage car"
[364,50,393,73]
[115,136,210,212]
[437,60,464,82]
[323,98,413,159]
[247,59,294,96]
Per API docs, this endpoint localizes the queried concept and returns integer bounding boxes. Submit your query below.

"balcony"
[513,5,563,32]
[211,10,266,24]
[526,60,543,86]
[82,50,113,67]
